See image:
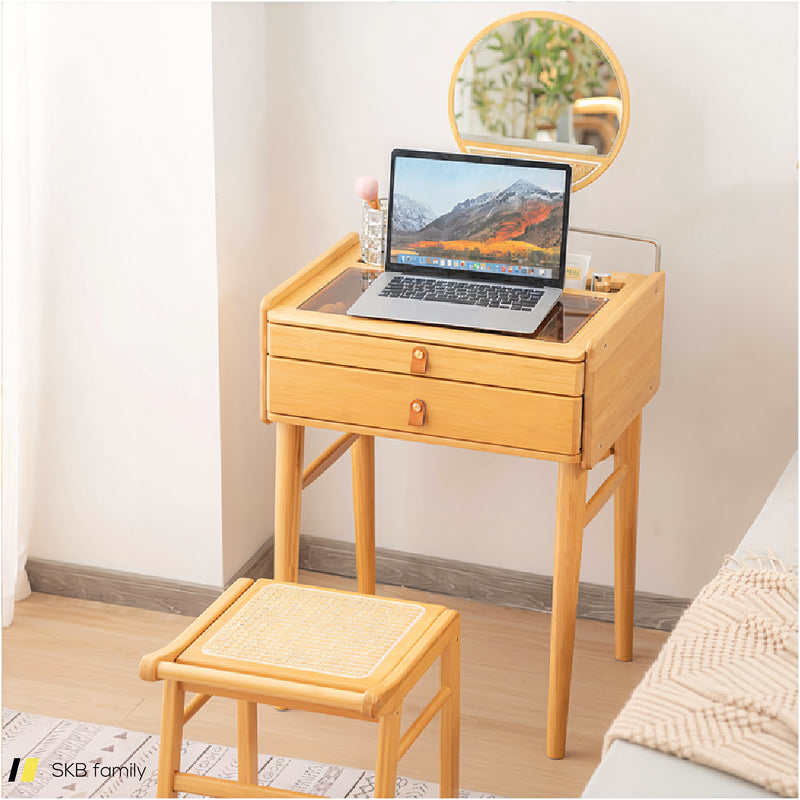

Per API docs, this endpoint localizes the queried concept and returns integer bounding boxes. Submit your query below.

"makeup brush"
[355,176,380,210]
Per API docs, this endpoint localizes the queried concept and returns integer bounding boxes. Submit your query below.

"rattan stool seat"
[178,582,436,688]
[140,579,460,799]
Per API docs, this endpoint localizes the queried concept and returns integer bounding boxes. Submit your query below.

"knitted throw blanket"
[604,558,798,797]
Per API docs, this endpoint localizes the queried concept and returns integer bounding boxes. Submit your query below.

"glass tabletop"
[298,268,606,343]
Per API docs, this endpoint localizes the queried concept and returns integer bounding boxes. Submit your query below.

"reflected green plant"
[457,19,607,140]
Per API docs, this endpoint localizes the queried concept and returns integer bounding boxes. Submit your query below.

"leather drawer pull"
[410,347,428,374]
[408,399,426,426]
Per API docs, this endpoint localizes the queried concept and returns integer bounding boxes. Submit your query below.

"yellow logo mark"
[20,758,40,782]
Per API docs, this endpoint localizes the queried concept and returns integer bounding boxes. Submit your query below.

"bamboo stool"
[139,578,461,798]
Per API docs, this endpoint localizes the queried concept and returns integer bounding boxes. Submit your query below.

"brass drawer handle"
[408,399,426,426]
[410,347,428,374]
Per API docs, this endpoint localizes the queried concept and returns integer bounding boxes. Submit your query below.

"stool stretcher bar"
[174,772,316,798]
[398,686,452,760]
[158,663,365,716]
[183,693,212,724]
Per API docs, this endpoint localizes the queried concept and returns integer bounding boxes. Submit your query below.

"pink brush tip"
[354,176,379,202]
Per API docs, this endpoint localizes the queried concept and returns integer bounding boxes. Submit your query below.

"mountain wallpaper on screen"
[392,194,437,232]
[391,179,564,269]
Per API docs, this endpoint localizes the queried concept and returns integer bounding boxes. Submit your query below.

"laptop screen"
[385,149,571,288]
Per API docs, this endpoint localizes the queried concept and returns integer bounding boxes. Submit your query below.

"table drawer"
[268,357,582,455]
[269,324,584,396]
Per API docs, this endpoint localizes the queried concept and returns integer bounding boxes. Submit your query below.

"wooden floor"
[2,571,668,798]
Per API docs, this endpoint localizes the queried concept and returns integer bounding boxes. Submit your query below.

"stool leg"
[352,434,376,595]
[237,701,259,785]
[614,414,641,662]
[440,619,460,798]
[157,680,185,798]
[275,423,304,582]
[374,708,402,798]
[546,460,587,759]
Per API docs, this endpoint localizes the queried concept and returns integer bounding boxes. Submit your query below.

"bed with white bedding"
[583,452,798,799]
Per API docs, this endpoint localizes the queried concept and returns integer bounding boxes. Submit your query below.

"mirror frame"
[448,11,630,191]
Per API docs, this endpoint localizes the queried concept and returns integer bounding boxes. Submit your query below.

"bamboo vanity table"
[260,233,664,760]
[259,11,664,761]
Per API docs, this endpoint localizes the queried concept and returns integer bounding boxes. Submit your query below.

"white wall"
[211,4,276,580]
[18,2,797,601]
[260,1,798,599]
[23,3,225,586]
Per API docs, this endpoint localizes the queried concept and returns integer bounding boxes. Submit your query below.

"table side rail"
[268,413,581,463]
[582,271,665,468]
[260,234,360,422]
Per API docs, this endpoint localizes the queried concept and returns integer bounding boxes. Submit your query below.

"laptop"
[347,149,572,335]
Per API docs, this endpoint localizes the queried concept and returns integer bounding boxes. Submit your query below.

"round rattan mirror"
[449,12,629,190]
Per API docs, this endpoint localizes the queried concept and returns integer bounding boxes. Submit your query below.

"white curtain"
[2,3,34,627]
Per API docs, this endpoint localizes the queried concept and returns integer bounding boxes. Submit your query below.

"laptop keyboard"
[379,276,544,311]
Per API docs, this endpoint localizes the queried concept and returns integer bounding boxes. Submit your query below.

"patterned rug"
[604,559,798,797]
[2,709,495,798]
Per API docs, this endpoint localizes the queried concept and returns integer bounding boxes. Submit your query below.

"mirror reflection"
[449,13,629,189]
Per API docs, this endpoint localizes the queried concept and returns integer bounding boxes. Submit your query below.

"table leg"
[351,434,376,594]
[274,423,304,583]
[613,413,642,662]
[546,460,587,759]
